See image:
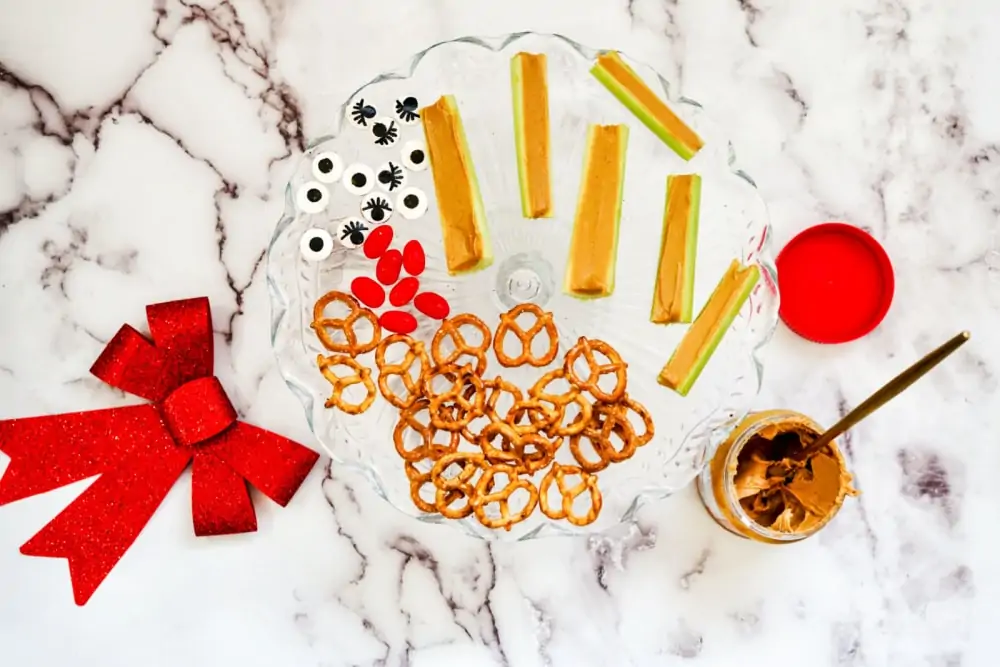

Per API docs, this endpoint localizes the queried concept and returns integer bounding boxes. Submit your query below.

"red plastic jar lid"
[776,222,894,344]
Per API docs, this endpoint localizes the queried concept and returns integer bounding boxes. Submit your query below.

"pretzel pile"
[310,291,655,530]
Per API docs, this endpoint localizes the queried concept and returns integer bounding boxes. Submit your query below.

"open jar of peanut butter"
[697,410,859,543]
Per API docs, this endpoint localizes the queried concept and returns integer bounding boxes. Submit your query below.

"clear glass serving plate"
[267,32,779,540]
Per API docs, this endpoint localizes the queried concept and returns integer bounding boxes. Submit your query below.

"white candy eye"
[349,98,377,128]
[394,96,420,125]
[296,182,330,214]
[311,151,343,183]
[396,187,428,220]
[375,161,407,192]
[342,163,374,196]
[300,228,333,262]
[401,140,428,172]
[360,192,394,225]
[337,217,371,248]
[371,117,399,147]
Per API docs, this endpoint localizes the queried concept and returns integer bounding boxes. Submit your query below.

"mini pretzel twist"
[394,399,461,460]
[528,369,592,437]
[492,303,559,367]
[431,313,492,376]
[424,364,486,432]
[478,421,555,474]
[538,464,603,526]
[584,403,638,463]
[317,354,376,415]
[603,394,655,447]
[376,334,431,409]
[460,376,523,443]
[563,337,628,403]
[311,290,381,355]
[430,452,486,519]
[472,465,539,531]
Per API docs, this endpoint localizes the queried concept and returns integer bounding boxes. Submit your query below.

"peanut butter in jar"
[697,410,859,543]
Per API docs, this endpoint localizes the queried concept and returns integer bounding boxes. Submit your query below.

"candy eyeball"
[394,96,420,124]
[396,187,428,220]
[371,117,399,147]
[361,192,394,225]
[296,181,330,214]
[401,140,427,172]
[375,161,407,193]
[300,228,334,262]
[349,98,377,128]
[342,163,374,196]
[337,217,371,248]
[311,151,343,183]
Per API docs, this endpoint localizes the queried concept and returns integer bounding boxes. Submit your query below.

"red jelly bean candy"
[351,276,385,308]
[363,225,394,259]
[414,292,450,320]
[402,240,426,276]
[376,249,403,285]
[380,310,418,334]
[389,276,420,307]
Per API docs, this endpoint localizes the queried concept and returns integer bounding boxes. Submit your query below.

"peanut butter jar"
[697,410,859,543]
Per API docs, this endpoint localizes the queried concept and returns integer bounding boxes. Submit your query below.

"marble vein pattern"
[1,0,998,666]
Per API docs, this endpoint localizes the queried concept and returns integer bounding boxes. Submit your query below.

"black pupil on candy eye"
[410,150,424,164]
[373,123,387,138]
[404,194,419,209]
[403,97,418,110]
[363,106,376,118]
[351,231,364,244]
[378,170,392,183]
[308,236,325,252]
[318,158,333,173]
[307,188,323,202]
[351,173,367,187]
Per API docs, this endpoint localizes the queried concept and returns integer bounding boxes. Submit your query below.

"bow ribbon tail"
[0,405,166,505]
[202,422,320,509]
[190,452,258,537]
[20,431,192,606]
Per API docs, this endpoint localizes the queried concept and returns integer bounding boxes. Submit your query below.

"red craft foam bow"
[0,297,319,605]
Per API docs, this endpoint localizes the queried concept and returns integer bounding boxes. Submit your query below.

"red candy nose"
[402,240,426,276]
[414,292,449,320]
[380,310,418,334]
[376,249,403,285]
[363,225,394,259]
[389,277,420,307]
[351,276,385,308]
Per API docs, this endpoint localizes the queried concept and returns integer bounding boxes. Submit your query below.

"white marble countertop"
[1,1,998,665]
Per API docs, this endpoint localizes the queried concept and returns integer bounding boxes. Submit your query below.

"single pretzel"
[472,465,539,531]
[424,365,486,431]
[431,313,492,376]
[603,394,654,447]
[430,452,485,519]
[311,290,381,355]
[538,464,603,526]
[563,337,628,403]
[376,334,431,409]
[317,354,376,414]
[505,398,559,436]
[460,376,523,443]
[477,421,554,474]
[394,400,461,460]
[493,303,559,367]
[528,369,592,437]
[584,404,637,463]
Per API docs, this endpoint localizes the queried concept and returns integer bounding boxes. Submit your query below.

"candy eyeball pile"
[295,94,431,264]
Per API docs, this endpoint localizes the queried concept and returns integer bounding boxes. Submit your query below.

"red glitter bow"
[0,297,319,605]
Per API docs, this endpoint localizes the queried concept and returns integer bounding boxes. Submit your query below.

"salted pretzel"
[472,465,539,531]
[528,369,592,437]
[424,364,486,432]
[430,452,486,519]
[583,404,638,464]
[394,400,461,460]
[431,313,492,376]
[316,354,376,415]
[538,464,603,526]
[311,290,381,355]
[493,303,559,367]
[376,334,431,409]
[563,337,628,403]
[605,394,654,447]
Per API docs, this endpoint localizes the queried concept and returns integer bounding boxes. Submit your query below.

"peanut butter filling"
[420,95,491,274]
[512,52,552,218]
[732,422,858,533]
[564,124,628,297]
[651,174,699,323]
